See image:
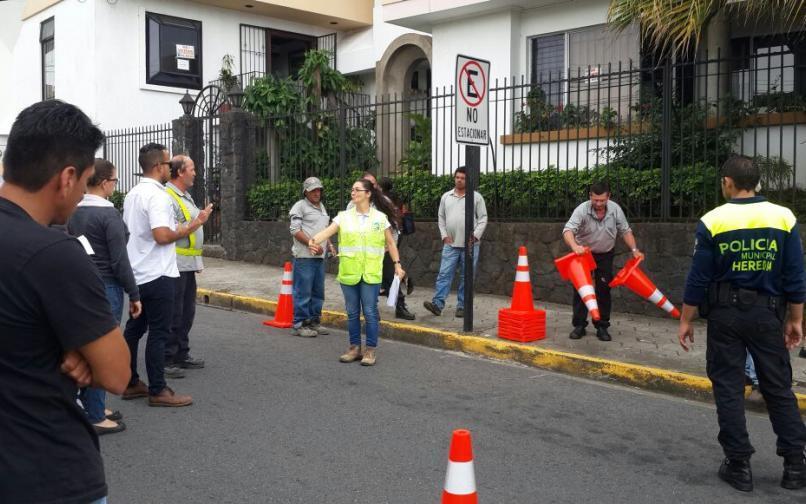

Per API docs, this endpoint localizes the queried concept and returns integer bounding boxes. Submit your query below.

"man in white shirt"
[120,143,209,407]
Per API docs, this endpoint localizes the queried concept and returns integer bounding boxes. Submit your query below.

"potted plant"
[218,54,238,112]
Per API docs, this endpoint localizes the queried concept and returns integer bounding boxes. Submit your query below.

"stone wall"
[220,219,716,317]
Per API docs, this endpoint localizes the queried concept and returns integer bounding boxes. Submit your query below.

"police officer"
[678,155,806,492]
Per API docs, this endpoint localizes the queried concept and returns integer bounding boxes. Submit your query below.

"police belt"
[710,283,782,310]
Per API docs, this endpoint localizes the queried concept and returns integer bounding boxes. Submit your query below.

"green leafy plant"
[399,113,432,173]
[110,191,125,212]
[218,54,238,92]
[242,75,304,126]
[297,49,352,99]
[756,156,794,193]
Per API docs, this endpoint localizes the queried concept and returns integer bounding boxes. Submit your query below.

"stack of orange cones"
[554,248,601,321]
[498,246,546,342]
[609,256,680,318]
[263,261,294,328]
[442,429,478,504]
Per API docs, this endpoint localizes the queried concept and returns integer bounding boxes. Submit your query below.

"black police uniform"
[683,196,806,461]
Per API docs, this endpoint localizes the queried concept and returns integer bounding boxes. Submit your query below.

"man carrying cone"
[563,181,643,341]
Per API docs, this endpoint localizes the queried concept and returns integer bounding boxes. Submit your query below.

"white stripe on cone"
[659,299,676,314]
[647,289,664,304]
[517,255,528,267]
[515,270,530,282]
[280,285,292,295]
[584,298,599,311]
[578,284,595,298]
[444,461,477,495]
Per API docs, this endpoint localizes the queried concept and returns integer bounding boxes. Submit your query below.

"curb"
[197,288,806,413]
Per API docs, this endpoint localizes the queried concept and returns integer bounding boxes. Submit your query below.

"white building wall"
[0,0,26,144]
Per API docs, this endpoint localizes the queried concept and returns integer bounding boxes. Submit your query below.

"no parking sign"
[455,55,490,145]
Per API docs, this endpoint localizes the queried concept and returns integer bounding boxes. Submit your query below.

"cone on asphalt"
[554,248,601,321]
[609,256,680,318]
[442,429,478,504]
[498,246,546,342]
[263,261,294,328]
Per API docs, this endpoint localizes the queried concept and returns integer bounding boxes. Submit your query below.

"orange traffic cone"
[554,248,601,321]
[442,429,478,504]
[609,257,680,318]
[263,261,294,328]
[498,246,546,342]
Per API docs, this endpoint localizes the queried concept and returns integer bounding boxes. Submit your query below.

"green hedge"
[246,165,806,221]
[248,165,726,221]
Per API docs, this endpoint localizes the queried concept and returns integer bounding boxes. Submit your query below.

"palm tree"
[608,0,806,59]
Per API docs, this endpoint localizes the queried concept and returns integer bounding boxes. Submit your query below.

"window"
[40,17,54,100]
[731,33,806,102]
[530,33,565,106]
[239,25,322,80]
[146,12,202,89]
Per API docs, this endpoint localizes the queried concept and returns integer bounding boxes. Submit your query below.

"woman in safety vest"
[308,178,405,366]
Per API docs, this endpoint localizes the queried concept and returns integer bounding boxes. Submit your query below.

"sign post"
[455,55,490,333]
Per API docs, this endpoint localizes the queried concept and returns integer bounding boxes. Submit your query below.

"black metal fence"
[246,51,805,222]
[103,123,173,193]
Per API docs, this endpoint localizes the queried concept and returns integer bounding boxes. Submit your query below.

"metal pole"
[463,144,480,332]
[660,57,673,220]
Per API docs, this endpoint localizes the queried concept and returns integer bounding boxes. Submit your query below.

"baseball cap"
[303,177,324,193]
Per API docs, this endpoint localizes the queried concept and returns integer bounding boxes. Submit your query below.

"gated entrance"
[192,85,224,244]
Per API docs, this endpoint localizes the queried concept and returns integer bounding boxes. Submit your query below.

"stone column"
[172,115,205,204]
[219,110,256,257]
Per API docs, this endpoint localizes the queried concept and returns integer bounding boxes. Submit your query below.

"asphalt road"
[102,305,803,503]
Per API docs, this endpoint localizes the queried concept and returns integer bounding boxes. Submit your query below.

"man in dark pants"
[563,181,643,341]
[164,155,211,372]
[121,144,210,407]
[679,155,806,493]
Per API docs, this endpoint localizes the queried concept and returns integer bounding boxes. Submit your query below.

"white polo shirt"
[123,177,180,285]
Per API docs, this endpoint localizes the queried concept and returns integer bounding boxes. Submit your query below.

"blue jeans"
[432,243,480,310]
[80,281,123,423]
[745,352,758,386]
[124,276,175,395]
[340,281,381,348]
[293,258,326,328]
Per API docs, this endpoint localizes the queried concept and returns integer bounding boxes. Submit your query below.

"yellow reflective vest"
[165,187,203,257]
[336,208,388,285]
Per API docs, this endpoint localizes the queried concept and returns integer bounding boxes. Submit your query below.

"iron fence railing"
[103,123,173,193]
[245,52,805,223]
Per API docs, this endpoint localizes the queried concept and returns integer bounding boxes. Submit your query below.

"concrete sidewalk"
[196,257,806,402]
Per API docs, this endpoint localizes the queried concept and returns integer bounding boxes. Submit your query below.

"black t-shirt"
[0,197,117,504]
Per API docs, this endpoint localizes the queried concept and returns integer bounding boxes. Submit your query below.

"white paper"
[386,275,401,307]
[176,58,190,71]
[76,235,95,256]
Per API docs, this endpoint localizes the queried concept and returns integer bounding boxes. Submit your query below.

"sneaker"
[423,301,442,316]
[164,365,186,379]
[718,458,753,492]
[596,327,612,342]
[121,380,148,400]
[782,453,806,490]
[396,304,416,321]
[455,308,464,318]
[339,345,363,363]
[148,387,193,407]
[105,410,123,421]
[569,326,586,340]
[292,326,318,338]
[800,347,806,359]
[310,324,329,336]
[177,355,205,369]
[361,347,377,366]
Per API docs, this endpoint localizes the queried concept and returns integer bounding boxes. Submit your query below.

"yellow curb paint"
[196,288,806,413]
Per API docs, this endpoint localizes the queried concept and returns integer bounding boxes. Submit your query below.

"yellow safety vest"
[336,208,387,285]
[166,187,203,257]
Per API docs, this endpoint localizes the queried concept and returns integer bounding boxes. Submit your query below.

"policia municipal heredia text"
[678,156,806,493]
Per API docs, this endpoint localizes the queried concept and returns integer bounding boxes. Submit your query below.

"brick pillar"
[172,115,205,204]
[219,110,256,256]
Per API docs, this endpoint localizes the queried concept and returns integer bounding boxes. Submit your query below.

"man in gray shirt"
[563,181,643,342]
[423,167,488,318]
[289,177,334,337]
